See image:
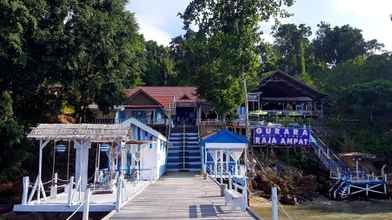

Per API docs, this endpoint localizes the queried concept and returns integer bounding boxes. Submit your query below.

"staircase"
[166,126,202,172]
[310,134,350,178]
[310,133,387,200]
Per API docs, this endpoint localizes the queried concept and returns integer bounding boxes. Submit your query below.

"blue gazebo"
[202,129,248,178]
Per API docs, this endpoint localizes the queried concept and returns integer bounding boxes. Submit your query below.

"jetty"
[108,172,254,220]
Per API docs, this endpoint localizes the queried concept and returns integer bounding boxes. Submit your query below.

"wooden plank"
[110,172,255,220]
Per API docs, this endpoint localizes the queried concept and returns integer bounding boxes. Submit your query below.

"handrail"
[66,202,84,220]
[182,123,186,170]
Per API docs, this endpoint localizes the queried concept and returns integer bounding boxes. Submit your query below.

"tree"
[273,23,311,75]
[62,0,144,119]
[141,40,176,86]
[180,0,294,118]
[313,22,384,66]
[257,41,280,73]
[0,91,26,182]
[341,80,392,122]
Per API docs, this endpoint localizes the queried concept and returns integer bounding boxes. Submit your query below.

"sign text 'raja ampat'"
[253,126,310,146]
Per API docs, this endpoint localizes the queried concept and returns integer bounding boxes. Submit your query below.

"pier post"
[272,187,279,220]
[37,141,43,203]
[220,150,224,184]
[82,188,91,220]
[366,184,369,197]
[242,177,248,211]
[225,151,229,175]
[228,174,232,190]
[214,151,218,177]
[50,173,58,198]
[68,176,74,206]
[22,176,29,205]
[116,175,122,211]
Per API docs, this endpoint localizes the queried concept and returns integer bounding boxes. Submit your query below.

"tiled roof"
[124,86,200,109]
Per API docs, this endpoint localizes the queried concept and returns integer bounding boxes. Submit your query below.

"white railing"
[224,173,248,211]
[22,173,70,205]
[21,171,151,218]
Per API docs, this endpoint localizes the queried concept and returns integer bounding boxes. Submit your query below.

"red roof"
[124,86,200,109]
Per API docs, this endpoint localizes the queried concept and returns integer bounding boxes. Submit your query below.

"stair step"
[170,132,198,136]
[167,158,201,162]
[168,152,201,156]
[169,142,199,145]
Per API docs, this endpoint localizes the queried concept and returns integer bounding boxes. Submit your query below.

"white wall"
[139,138,167,181]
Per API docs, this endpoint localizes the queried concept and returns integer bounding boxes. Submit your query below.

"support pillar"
[75,140,91,191]
[120,141,127,176]
[225,151,229,174]
[220,150,223,184]
[214,150,218,176]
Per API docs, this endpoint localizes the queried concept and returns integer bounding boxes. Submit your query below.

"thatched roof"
[27,124,130,142]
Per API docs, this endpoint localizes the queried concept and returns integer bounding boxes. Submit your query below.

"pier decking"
[108,172,255,220]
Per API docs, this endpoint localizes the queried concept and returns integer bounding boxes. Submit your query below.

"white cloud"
[333,0,392,16]
[331,0,392,50]
[126,0,191,46]
[127,0,392,50]
[135,16,172,46]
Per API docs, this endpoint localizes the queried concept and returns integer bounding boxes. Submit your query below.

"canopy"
[27,124,130,142]
[203,129,247,150]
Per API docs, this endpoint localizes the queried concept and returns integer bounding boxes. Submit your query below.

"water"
[251,197,392,220]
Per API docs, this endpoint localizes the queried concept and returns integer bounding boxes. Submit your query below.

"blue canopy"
[202,129,248,144]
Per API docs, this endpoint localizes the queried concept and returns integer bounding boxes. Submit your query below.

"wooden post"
[220,150,223,184]
[235,160,239,175]
[68,176,74,206]
[22,176,29,205]
[82,188,91,220]
[116,175,122,211]
[228,174,232,190]
[51,173,58,198]
[242,177,248,211]
[225,151,229,175]
[214,150,218,177]
[37,141,43,203]
[272,187,279,220]
[203,149,207,175]
[27,178,38,203]
[366,184,369,197]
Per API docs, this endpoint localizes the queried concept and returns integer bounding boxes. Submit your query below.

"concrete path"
[110,172,255,220]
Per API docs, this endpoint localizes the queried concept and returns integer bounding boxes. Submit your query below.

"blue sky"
[126,0,392,50]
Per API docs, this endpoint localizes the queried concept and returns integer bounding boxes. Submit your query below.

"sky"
[126,0,392,50]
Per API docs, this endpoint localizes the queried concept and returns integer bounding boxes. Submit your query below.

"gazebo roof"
[27,124,130,142]
[202,129,248,144]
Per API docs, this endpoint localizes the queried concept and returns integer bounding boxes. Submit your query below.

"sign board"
[253,126,310,146]
[247,93,259,102]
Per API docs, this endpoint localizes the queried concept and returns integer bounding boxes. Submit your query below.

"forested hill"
[1,0,391,184]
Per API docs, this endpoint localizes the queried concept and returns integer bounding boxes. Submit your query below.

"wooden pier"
[108,172,255,220]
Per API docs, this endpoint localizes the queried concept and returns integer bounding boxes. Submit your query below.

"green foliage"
[179,0,293,117]
[0,91,27,182]
[273,23,311,75]
[62,0,144,119]
[170,32,205,85]
[141,40,176,86]
[312,22,384,65]
[0,0,145,182]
